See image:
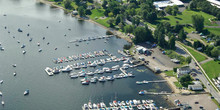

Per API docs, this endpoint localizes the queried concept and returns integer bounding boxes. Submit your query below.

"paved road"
[190,60,220,103]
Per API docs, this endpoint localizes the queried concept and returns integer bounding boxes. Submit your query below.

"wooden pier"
[142,90,172,95]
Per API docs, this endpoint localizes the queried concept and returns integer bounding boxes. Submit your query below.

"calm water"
[0,0,172,109]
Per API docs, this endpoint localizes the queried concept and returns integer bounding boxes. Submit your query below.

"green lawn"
[182,45,207,62]
[160,10,217,26]
[202,60,220,79]
[95,17,110,28]
[174,81,183,88]
[90,9,105,20]
[184,26,195,33]
[206,28,220,36]
[164,70,176,77]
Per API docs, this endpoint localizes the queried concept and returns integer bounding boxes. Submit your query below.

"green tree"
[178,29,187,41]
[64,0,73,10]
[102,0,108,9]
[165,6,172,15]
[186,56,192,64]
[75,0,80,5]
[124,25,134,33]
[107,18,115,28]
[158,10,166,18]
[133,27,147,43]
[180,74,192,87]
[211,47,220,58]
[192,15,204,32]
[78,6,85,17]
[169,36,176,50]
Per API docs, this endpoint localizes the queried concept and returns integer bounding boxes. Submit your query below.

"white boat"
[0,80,3,84]
[38,49,42,52]
[52,68,60,74]
[12,64,16,67]
[98,76,106,82]
[1,101,4,106]
[0,91,2,96]
[86,71,94,76]
[0,46,4,51]
[24,89,29,95]
[37,42,40,46]
[22,50,26,54]
[13,72,17,76]
[45,67,54,76]
[69,73,78,79]
[61,65,72,72]
[106,76,114,81]
[21,44,25,48]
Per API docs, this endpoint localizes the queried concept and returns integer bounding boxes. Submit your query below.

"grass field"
[160,10,217,26]
[90,9,105,19]
[95,17,110,27]
[164,70,176,77]
[182,45,207,62]
[202,60,220,79]
[174,81,183,88]
[207,28,220,36]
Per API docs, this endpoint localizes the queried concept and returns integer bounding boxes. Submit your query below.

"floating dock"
[136,80,167,84]
[139,90,172,95]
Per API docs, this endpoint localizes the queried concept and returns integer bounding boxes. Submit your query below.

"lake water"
[0,0,173,110]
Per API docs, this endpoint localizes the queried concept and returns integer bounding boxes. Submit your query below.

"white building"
[188,84,203,91]
[207,0,220,8]
[153,0,184,10]
[177,66,191,77]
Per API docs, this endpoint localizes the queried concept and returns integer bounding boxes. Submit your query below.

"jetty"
[136,80,167,84]
[139,90,172,95]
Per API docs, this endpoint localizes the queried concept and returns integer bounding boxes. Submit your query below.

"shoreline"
[37,0,132,43]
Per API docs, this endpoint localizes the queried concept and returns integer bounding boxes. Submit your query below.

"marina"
[82,99,159,110]
[0,0,173,109]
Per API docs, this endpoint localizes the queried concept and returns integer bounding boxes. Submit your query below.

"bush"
[123,44,132,50]
[106,30,113,35]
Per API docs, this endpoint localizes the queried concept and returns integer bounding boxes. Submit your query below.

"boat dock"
[117,50,130,57]
[139,90,172,95]
[69,35,113,43]
[82,99,159,110]
[136,80,167,84]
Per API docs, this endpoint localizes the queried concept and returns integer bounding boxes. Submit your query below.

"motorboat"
[22,50,26,54]
[82,80,90,85]
[69,73,78,79]
[128,73,135,77]
[86,71,94,76]
[45,67,53,76]
[21,44,25,48]
[37,42,40,46]
[24,89,29,95]
[61,65,72,72]
[0,80,3,84]
[106,76,114,81]
[52,68,60,74]
[12,64,16,67]
[18,28,23,32]
[98,76,106,82]
[13,72,17,76]
[0,91,2,96]
[1,101,4,106]
[38,49,42,52]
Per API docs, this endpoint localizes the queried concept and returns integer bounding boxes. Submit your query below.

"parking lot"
[168,94,218,110]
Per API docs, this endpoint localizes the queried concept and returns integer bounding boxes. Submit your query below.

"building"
[207,0,220,8]
[188,84,203,91]
[136,46,150,54]
[177,66,191,77]
[153,0,184,10]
